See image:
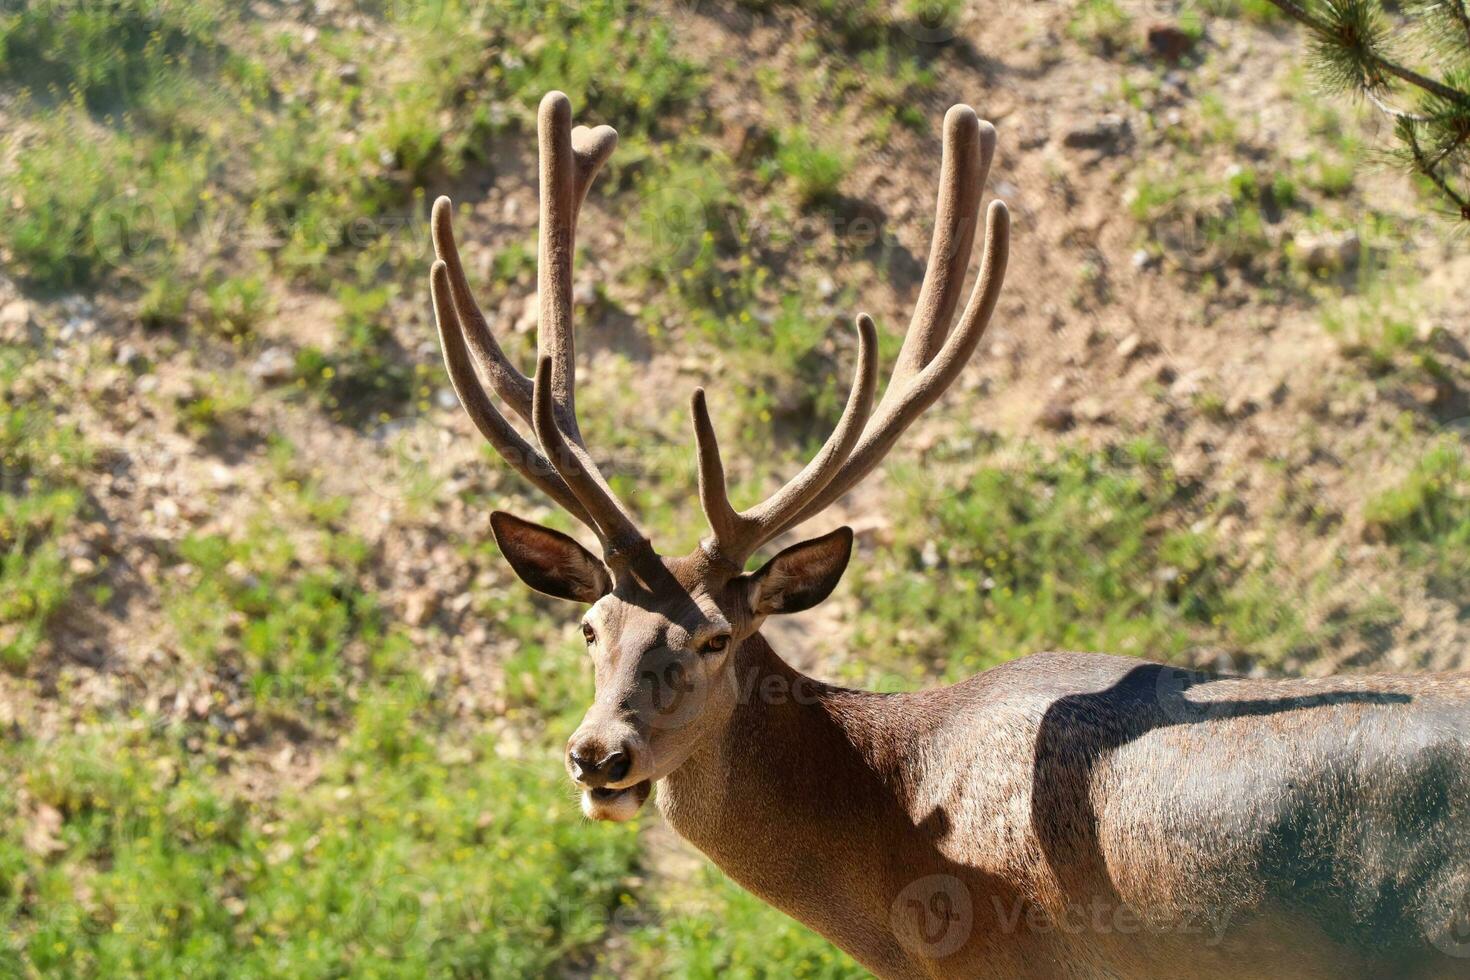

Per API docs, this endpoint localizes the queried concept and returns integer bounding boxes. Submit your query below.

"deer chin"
[581,780,652,822]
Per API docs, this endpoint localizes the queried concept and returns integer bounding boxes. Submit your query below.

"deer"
[428,91,1470,979]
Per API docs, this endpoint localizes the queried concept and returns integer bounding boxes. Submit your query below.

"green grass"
[5,432,650,975]
[0,0,226,114]
[292,284,418,426]
[166,521,395,720]
[1314,247,1465,395]
[1129,163,1295,271]
[618,867,866,978]
[1365,438,1470,597]
[1,711,642,977]
[851,438,1323,681]
[774,129,849,206]
[0,346,91,670]
[3,112,210,290]
[202,274,271,338]
[1067,0,1134,56]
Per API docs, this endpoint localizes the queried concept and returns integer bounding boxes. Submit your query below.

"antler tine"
[431,260,595,527]
[888,105,995,394]
[432,91,641,557]
[428,100,617,428]
[690,388,741,549]
[431,198,534,423]
[537,91,584,436]
[691,313,880,565]
[526,93,646,556]
[789,198,1011,529]
[532,355,645,555]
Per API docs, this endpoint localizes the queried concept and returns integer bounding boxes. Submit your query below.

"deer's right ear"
[490,511,612,604]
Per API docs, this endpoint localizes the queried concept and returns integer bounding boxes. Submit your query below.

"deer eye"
[700,634,730,655]
[581,623,596,645]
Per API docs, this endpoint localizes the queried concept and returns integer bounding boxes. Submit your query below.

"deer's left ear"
[744,526,853,616]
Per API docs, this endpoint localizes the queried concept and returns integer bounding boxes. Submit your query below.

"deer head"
[431,91,1009,821]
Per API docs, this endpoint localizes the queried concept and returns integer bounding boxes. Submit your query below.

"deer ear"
[490,511,611,603]
[745,526,853,617]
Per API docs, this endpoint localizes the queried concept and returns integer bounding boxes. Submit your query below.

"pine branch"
[1424,125,1470,171]
[1264,0,1470,106]
[1403,119,1470,218]
[1447,0,1470,53]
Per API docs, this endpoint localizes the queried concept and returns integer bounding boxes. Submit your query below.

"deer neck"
[656,633,994,975]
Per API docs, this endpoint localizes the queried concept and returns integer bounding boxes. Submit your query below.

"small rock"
[816,276,836,299]
[1075,396,1110,423]
[435,387,459,411]
[23,803,65,857]
[0,298,31,342]
[1115,333,1148,361]
[1224,392,1257,418]
[1038,399,1076,432]
[250,346,297,385]
[1170,368,1210,398]
[116,343,144,370]
[1296,230,1361,272]
[403,590,440,627]
[1408,380,1451,408]
[1146,22,1196,63]
[1061,114,1132,154]
[1130,248,1158,270]
[572,280,597,308]
[337,63,361,85]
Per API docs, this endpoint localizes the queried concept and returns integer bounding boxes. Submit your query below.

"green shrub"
[1067,0,1134,55]
[775,129,849,205]
[853,439,1312,679]
[0,347,91,669]
[1365,439,1470,596]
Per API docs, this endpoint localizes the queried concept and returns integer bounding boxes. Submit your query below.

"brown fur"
[660,627,1470,979]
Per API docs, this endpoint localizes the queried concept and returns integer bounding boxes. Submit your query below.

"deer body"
[429,91,1470,978]
[662,638,1470,979]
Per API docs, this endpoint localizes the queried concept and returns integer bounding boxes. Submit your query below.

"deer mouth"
[583,779,652,821]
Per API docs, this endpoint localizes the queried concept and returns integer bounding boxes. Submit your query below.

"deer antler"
[691,105,1011,566]
[431,91,647,560]
[433,96,1008,571]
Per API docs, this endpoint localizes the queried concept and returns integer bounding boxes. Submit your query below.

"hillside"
[1,0,1468,975]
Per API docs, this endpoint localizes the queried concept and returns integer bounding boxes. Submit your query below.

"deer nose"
[567,740,634,788]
